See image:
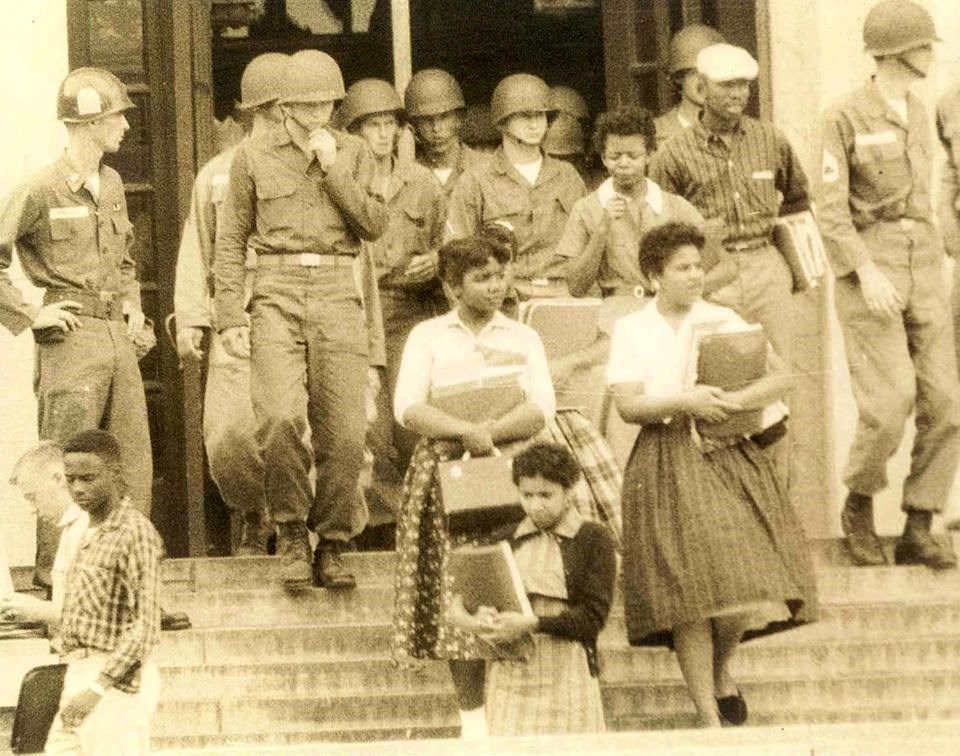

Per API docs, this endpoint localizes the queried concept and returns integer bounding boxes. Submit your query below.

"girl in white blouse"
[607,222,817,728]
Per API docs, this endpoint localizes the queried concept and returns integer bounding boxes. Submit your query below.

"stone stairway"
[4,537,960,752]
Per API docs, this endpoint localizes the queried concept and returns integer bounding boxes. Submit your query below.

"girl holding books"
[391,235,556,735]
[479,441,616,735]
[606,222,817,728]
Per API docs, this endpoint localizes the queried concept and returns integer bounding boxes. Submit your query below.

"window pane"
[87,0,145,80]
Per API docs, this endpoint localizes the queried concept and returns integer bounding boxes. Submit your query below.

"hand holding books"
[682,385,743,424]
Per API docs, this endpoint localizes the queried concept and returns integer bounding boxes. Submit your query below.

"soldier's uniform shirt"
[213,124,388,540]
[366,159,448,484]
[415,140,488,198]
[647,114,811,359]
[819,79,960,511]
[0,155,152,513]
[937,84,960,259]
[445,147,586,300]
[173,144,266,521]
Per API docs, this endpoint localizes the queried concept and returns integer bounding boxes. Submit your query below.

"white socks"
[459,707,488,739]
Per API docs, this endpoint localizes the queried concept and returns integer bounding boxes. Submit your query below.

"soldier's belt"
[257,253,353,268]
[44,289,123,320]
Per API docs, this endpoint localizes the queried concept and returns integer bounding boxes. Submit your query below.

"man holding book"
[819,0,960,569]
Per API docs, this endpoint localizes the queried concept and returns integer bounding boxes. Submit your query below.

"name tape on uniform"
[854,130,897,147]
[49,206,90,220]
[751,170,774,180]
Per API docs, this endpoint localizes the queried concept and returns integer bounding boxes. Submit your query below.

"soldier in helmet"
[655,24,725,146]
[339,78,446,512]
[214,50,389,591]
[445,73,586,302]
[820,0,960,569]
[0,68,153,520]
[404,68,487,196]
[173,53,288,556]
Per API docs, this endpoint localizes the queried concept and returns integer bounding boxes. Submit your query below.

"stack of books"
[773,210,829,292]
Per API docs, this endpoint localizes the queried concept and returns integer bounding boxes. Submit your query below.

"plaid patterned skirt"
[392,413,622,661]
[485,595,605,735]
[622,422,818,648]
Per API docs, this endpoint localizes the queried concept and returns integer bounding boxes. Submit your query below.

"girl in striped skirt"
[479,441,616,735]
[606,222,818,728]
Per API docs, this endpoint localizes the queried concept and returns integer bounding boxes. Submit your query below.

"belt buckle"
[298,253,322,267]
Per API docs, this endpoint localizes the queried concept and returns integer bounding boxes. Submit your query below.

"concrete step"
[153,724,461,751]
[152,719,960,756]
[160,659,451,700]
[152,691,459,739]
[603,599,960,642]
[154,623,392,666]
[600,633,960,683]
[601,669,960,725]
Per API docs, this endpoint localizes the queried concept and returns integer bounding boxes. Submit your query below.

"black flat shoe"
[717,690,747,725]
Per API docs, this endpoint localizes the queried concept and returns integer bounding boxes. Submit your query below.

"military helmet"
[548,86,589,121]
[404,69,465,118]
[279,50,345,104]
[238,52,288,110]
[490,74,553,125]
[667,24,725,75]
[543,114,585,157]
[57,67,135,123]
[339,79,403,131]
[863,0,939,57]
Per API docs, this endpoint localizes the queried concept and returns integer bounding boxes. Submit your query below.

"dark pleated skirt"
[621,421,818,648]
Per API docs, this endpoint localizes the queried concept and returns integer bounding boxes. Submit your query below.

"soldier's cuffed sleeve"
[817,110,871,277]
[776,130,812,216]
[214,147,256,331]
[937,97,960,258]
[174,169,217,329]
[323,142,388,242]
[358,243,386,367]
[0,184,41,334]
[100,517,162,686]
[116,190,142,312]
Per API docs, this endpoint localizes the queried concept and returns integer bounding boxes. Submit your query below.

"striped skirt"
[621,421,818,647]
[485,595,605,735]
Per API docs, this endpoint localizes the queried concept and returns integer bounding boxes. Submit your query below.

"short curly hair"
[638,222,706,279]
[437,236,512,287]
[591,106,657,156]
[511,442,581,490]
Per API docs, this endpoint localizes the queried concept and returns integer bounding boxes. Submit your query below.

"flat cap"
[696,43,759,81]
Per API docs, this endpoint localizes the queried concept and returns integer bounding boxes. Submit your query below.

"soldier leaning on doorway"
[819,0,960,570]
[214,50,388,593]
[174,53,290,557]
[0,68,153,535]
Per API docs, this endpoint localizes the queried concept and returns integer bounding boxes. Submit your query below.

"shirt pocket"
[485,187,529,230]
[530,191,574,255]
[255,175,300,235]
[853,138,910,202]
[47,213,94,267]
[72,561,114,616]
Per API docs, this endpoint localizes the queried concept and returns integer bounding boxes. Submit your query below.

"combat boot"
[275,521,312,590]
[895,510,958,570]
[314,539,356,590]
[840,492,886,566]
[234,510,270,557]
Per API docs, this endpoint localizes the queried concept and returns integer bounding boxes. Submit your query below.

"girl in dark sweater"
[477,442,616,735]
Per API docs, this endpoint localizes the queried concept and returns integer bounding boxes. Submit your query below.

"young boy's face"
[359,112,398,158]
[502,111,548,147]
[283,100,335,132]
[452,257,508,317]
[601,134,648,190]
[517,474,569,531]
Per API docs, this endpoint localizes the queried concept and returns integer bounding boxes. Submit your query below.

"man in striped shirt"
[44,430,163,754]
[648,43,811,362]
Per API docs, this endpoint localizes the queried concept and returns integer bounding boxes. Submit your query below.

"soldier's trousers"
[834,231,960,512]
[35,316,153,515]
[249,263,368,542]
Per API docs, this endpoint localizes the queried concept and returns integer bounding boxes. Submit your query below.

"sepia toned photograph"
[2,1,960,753]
